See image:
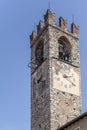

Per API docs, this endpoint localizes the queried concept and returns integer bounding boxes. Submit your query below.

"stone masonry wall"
[48,24,81,130]
[50,89,81,130]
[31,60,51,130]
[48,26,80,67]
[31,27,51,130]
[30,10,81,130]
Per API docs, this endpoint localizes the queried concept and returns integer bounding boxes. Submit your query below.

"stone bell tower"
[30,10,82,130]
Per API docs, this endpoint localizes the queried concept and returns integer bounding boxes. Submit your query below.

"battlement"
[30,9,79,42]
[30,31,37,41]
[71,23,79,36]
[44,9,55,25]
[37,21,44,34]
[59,17,67,31]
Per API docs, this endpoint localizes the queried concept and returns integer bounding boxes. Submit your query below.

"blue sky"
[0,0,87,130]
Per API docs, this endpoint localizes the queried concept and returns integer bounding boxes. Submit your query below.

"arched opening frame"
[58,36,72,62]
[35,40,44,66]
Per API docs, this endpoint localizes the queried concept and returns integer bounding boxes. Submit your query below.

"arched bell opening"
[58,36,71,62]
[35,40,44,66]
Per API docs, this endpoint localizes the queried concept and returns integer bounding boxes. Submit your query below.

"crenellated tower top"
[30,9,79,43]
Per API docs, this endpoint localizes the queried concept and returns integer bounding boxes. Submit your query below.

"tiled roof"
[57,112,87,130]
